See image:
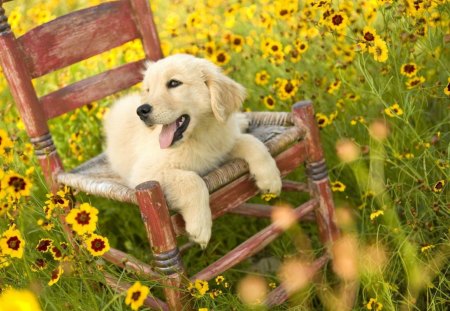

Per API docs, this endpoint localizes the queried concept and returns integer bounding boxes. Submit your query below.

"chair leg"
[136,181,187,310]
[292,101,340,245]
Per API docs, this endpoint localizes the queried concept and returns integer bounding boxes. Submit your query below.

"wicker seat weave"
[56,112,304,205]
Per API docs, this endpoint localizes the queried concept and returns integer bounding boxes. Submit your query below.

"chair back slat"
[18,1,139,78]
[41,60,145,119]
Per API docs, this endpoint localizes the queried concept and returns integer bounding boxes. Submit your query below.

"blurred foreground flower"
[336,139,360,163]
[0,288,42,311]
[271,204,296,230]
[332,235,358,281]
[237,275,268,307]
[125,281,150,311]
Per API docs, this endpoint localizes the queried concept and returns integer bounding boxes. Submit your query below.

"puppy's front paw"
[184,207,212,249]
[254,162,282,197]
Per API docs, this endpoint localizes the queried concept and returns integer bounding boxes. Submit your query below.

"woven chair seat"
[56,112,303,205]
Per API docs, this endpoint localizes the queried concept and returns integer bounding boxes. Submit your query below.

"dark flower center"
[434,181,443,190]
[7,236,21,250]
[8,176,26,192]
[51,195,65,205]
[91,238,106,251]
[364,32,375,41]
[132,291,141,301]
[284,82,294,93]
[216,53,226,63]
[52,246,62,258]
[266,98,274,106]
[404,64,416,73]
[37,239,52,252]
[332,14,343,26]
[75,211,91,225]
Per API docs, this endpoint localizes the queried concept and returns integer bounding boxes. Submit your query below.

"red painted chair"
[0,0,339,309]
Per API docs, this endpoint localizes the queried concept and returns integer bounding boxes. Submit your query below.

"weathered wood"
[282,180,310,193]
[103,247,160,280]
[129,0,163,61]
[104,272,169,311]
[18,1,139,78]
[135,181,187,311]
[292,102,340,245]
[190,199,318,282]
[0,28,48,137]
[41,60,145,119]
[171,141,308,235]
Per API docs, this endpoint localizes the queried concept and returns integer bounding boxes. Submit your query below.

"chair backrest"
[0,0,162,189]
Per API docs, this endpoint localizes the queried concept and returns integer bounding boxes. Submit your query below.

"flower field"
[0,0,449,310]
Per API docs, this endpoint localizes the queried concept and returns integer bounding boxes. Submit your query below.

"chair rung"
[103,272,169,311]
[282,180,310,192]
[229,203,316,222]
[103,247,160,280]
[264,254,329,307]
[189,199,318,282]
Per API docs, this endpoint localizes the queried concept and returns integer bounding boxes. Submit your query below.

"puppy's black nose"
[137,104,152,119]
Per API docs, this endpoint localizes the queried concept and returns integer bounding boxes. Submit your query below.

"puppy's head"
[137,54,246,149]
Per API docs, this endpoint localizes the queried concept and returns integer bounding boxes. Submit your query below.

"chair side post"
[292,101,340,245]
[135,181,188,310]
[0,5,63,192]
[129,0,163,61]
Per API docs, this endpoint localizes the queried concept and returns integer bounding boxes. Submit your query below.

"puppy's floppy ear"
[203,65,246,123]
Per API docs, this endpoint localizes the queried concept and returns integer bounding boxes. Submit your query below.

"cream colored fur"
[104,54,281,248]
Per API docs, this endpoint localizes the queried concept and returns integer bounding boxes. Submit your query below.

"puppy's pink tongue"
[159,121,177,149]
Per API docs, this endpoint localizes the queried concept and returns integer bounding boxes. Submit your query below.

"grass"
[0,0,449,310]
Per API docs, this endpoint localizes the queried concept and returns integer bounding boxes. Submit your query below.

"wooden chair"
[0,0,339,309]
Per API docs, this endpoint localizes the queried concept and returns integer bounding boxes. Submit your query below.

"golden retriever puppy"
[104,54,281,248]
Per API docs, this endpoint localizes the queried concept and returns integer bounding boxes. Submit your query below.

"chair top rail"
[17,0,140,78]
[40,60,145,119]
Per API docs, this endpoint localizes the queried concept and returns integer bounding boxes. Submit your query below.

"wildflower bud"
[332,235,358,281]
[278,259,312,294]
[271,204,296,230]
[369,120,389,142]
[336,139,360,163]
[237,275,268,306]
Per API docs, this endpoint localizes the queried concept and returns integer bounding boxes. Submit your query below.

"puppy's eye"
[167,79,183,89]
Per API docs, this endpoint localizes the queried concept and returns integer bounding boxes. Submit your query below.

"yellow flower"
[0,225,26,259]
[277,79,300,100]
[261,193,277,201]
[362,26,378,43]
[262,95,276,110]
[188,280,209,298]
[85,234,110,256]
[215,275,225,285]
[370,210,384,220]
[48,265,63,286]
[331,181,346,192]
[406,76,425,89]
[125,281,150,311]
[366,297,383,310]
[0,288,42,311]
[328,11,348,31]
[37,219,55,231]
[421,244,435,252]
[432,180,445,193]
[384,103,403,117]
[443,77,450,96]
[0,129,14,157]
[211,50,230,66]
[65,203,99,235]
[1,171,32,199]
[327,80,341,94]
[255,70,270,86]
[36,238,53,253]
[400,63,418,77]
[368,37,388,62]
[315,113,330,129]
[45,186,71,210]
